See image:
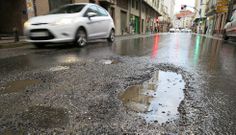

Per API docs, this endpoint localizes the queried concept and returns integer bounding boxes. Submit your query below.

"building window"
[117,0,128,9]
[136,0,139,10]
[132,0,135,8]
[49,0,72,11]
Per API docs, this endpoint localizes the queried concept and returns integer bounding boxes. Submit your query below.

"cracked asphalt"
[0,33,236,134]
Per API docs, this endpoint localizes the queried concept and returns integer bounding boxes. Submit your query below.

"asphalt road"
[0,33,236,134]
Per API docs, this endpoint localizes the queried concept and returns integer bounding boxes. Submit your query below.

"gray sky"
[174,0,195,13]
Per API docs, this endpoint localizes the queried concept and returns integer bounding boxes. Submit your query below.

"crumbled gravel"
[0,56,206,134]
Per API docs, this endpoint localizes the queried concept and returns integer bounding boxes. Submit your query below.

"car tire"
[34,43,45,48]
[223,30,229,40]
[107,29,115,42]
[75,28,87,47]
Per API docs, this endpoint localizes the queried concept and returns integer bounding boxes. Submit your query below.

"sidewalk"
[0,36,28,49]
[0,33,161,49]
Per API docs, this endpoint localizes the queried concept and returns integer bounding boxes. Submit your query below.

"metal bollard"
[13,27,19,42]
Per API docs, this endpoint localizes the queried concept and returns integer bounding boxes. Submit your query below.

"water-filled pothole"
[119,70,185,123]
[22,106,69,128]
[0,79,41,94]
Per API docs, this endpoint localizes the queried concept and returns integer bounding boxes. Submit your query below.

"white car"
[169,28,175,33]
[181,28,192,33]
[24,3,115,48]
[223,10,236,40]
[187,29,192,33]
[175,29,180,32]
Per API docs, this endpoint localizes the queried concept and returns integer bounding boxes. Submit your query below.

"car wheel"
[34,43,45,48]
[107,29,115,42]
[75,28,87,47]
[223,30,229,40]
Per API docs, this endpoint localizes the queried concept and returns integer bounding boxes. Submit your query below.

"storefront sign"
[216,0,228,13]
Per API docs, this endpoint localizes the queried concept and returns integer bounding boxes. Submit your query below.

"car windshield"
[230,10,236,21]
[49,4,85,14]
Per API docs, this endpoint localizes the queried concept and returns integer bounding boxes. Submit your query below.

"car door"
[84,5,104,39]
[227,11,236,36]
[96,6,111,37]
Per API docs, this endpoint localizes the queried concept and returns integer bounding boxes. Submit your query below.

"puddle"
[56,54,80,64]
[49,66,70,71]
[22,106,69,128]
[0,79,41,94]
[99,59,120,65]
[119,70,185,123]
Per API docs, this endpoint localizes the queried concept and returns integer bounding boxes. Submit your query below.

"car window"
[84,5,100,17]
[230,10,236,21]
[49,5,85,14]
[97,7,108,16]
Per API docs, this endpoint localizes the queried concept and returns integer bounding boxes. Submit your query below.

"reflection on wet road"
[120,70,185,123]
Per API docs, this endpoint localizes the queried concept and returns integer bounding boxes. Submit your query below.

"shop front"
[0,0,28,35]
[129,15,139,34]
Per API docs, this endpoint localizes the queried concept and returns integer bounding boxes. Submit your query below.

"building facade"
[193,0,209,34]
[0,0,175,36]
[174,10,195,29]
[157,0,175,32]
[204,0,230,35]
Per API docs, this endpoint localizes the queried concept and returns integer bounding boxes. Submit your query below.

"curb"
[191,33,223,40]
[0,33,164,49]
[0,41,29,49]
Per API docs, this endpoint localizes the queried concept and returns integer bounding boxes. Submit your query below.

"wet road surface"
[0,33,236,134]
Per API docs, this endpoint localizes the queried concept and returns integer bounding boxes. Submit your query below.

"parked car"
[24,3,115,48]
[187,29,192,33]
[169,28,175,33]
[223,10,236,40]
[180,28,185,32]
[181,28,192,33]
[175,28,180,32]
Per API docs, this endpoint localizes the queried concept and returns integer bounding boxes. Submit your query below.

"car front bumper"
[24,24,76,43]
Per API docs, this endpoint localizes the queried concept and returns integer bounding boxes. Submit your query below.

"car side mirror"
[87,12,97,18]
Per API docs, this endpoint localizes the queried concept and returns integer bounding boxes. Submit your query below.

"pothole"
[0,79,41,94]
[119,70,185,123]
[49,66,70,71]
[22,106,69,128]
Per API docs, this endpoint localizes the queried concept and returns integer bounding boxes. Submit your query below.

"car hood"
[28,14,79,24]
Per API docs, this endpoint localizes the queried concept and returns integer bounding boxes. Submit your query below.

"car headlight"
[52,18,73,25]
[24,21,30,28]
